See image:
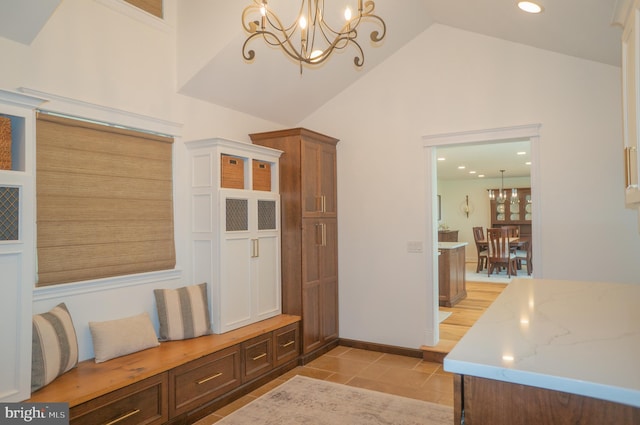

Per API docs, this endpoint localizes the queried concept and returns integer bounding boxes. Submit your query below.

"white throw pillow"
[89,312,159,363]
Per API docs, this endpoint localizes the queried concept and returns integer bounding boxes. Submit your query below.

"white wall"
[0,0,283,361]
[300,24,640,350]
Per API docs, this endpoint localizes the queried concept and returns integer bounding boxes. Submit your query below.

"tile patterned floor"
[196,346,453,424]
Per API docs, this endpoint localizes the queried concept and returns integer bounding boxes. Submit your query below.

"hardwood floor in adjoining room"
[422,279,507,362]
[439,281,507,343]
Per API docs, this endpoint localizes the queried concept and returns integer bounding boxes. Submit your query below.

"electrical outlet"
[407,241,423,253]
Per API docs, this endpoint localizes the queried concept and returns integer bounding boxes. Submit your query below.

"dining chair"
[515,240,533,275]
[502,225,520,237]
[487,227,518,277]
[472,226,488,272]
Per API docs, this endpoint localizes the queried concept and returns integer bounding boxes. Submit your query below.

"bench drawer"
[169,345,241,417]
[70,374,168,425]
[242,333,273,382]
[274,322,299,366]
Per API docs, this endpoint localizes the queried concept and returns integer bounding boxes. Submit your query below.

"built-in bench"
[28,314,301,425]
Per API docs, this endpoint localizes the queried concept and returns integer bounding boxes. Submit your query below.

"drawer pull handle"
[282,340,295,348]
[252,353,267,361]
[197,372,223,385]
[105,409,140,425]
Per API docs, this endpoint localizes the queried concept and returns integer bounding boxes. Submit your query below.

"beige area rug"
[215,375,453,425]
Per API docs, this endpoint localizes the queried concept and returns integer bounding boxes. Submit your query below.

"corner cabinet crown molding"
[185,138,283,333]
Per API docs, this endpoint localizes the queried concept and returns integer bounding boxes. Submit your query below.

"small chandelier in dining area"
[489,170,507,202]
[489,170,519,203]
[241,0,387,73]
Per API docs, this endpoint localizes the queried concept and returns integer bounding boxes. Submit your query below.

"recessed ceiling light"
[458,165,466,169]
[517,151,527,155]
[518,1,543,14]
[478,174,485,178]
[437,157,446,161]
[469,170,476,174]
[525,161,532,165]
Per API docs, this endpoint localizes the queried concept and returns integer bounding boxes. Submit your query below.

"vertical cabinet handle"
[315,224,327,246]
[251,239,259,257]
[316,195,328,212]
[625,147,630,188]
[625,146,637,188]
[315,224,322,246]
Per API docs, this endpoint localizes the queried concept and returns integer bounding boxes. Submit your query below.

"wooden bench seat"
[29,314,301,424]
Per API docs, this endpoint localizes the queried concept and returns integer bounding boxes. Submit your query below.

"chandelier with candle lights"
[242,0,387,72]
[488,170,518,204]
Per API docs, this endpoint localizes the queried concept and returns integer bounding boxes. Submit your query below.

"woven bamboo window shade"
[36,113,176,287]
[125,0,162,18]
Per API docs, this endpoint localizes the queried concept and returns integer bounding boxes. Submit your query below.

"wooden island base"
[455,374,640,425]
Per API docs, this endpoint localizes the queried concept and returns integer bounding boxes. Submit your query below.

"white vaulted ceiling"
[176,0,624,126]
[0,0,62,45]
[0,1,624,126]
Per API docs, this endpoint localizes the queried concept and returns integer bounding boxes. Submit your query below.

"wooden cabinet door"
[274,323,300,366]
[319,144,337,216]
[302,140,322,216]
[71,374,168,425]
[241,333,274,382]
[301,140,337,217]
[169,347,240,417]
[301,218,338,353]
[302,218,322,353]
[321,278,339,343]
[302,283,322,353]
[320,219,338,342]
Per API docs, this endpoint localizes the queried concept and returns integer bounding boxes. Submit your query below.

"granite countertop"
[443,279,640,407]
[438,241,468,250]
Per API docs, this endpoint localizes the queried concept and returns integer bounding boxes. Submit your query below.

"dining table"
[476,236,529,249]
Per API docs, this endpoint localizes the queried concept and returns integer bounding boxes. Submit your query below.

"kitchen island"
[438,241,467,307]
[444,278,640,424]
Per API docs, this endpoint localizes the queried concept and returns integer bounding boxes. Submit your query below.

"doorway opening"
[422,124,541,347]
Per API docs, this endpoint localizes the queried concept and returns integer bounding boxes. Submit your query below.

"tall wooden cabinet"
[250,128,339,361]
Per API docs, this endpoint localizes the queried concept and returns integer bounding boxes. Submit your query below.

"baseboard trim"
[338,338,424,359]
[300,339,340,365]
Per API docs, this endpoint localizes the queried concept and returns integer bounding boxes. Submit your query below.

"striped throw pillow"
[154,282,212,340]
[31,303,79,392]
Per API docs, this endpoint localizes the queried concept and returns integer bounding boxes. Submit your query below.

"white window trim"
[19,87,184,299]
